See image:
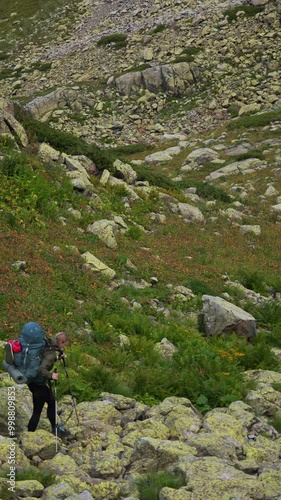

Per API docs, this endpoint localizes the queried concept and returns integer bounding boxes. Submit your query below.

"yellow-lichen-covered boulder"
[203,410,246,447]
[133,437,197,468]
[41,481,76,499]
[90,480,122,500]
[173,456,267,499]
[259,462,281,498]
[122,419,170,447]
[14,480,44,498]
[0,437,30,470]
[20,430,57,460]
[68,400,122,434]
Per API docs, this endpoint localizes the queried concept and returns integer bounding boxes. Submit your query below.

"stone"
[202,295,256,339]
[20,430,57,460]
[81,252,116,279]
[239,225,261,236]
[154,338,178,359]
[87,220,118,249]
[178,203,205,223]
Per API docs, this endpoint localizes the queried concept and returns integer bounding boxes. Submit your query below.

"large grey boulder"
[115,62,194,96]
[24,87,78,120]
[202,295,256,339]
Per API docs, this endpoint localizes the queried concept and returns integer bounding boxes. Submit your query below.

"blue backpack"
[4,322,47,384]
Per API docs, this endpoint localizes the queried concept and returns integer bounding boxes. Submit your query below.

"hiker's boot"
[58,428,71,438]
[52,425,71,438]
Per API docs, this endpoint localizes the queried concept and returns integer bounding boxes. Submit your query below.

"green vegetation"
[0,152,77,225]
[0,467,56,499]
[0,0,79,56]
[150,24,167,34]
[123,63,151,74]
[1,96,281,418]
[227,109,281,130]
[174,46,202,63]
[97,34,128,48]
[133,164,231,202]
[14,105,116,171]
[136,471,185,500]
[223,5,265,23]
[269,413,281,434]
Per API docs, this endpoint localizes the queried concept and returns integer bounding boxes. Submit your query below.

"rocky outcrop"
[205,159,268,181]
[1,383,281,499]
[24,87,79,120]
[114,62,195,96]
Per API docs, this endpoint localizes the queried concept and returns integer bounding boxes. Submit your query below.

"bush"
[0,466,56,488]
[137,471,185,500]
[0,152,32,177]
[125,225,144,240]
[14,105,116,170]
[97,34,127,47]
[188,278,216,296]
[245,301,281,330]
[133,166,231,202]
[174,46,202,63]
[179,180,232,203]
[223,5,264,23]
[238,269,268,295]
[0,155,78,224]
[228,109,281,130]
[269,413,281,434]
[150,24,167,34]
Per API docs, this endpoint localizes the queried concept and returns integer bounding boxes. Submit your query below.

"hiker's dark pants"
[27,382,55,431]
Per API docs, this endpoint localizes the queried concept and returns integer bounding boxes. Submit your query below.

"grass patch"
[269,413,281,433]
[97,33,127,47]
[174,46,202,63]
[109,143,153,157]
[133,165,231,202]
[228,109,281,130]
[123,63,151,74]
[137,471,185,500]
[0,466,56,499]
[14,104,117,171]
[150,24,167,34]
[223,5,265,23]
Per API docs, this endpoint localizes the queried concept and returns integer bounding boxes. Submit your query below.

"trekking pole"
[61,357,80,425]
[53,369,58,453]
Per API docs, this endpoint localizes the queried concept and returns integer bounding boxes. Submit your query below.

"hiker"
[27,331,70,436]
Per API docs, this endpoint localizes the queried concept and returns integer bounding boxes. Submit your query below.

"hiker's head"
[56,332,69,349]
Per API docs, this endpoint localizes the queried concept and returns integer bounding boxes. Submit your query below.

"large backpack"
[3,322,47,384]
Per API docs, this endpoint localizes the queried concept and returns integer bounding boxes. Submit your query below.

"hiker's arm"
[39,352,56,379]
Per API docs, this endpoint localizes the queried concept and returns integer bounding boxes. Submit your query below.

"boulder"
[115,62,194,96]
[202,295,256,339]
[113,159,137,184]
[87,220,118,249]
[24,87,78,120]
[206,159,268,180]
[178,203,205,223]
[154,338,178,359]
[20,430,57,460]
[0,98,28,147]
[81,252,116,279]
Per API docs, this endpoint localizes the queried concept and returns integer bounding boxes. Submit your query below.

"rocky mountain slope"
[0,0,281,499]
[1,0,281,143]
